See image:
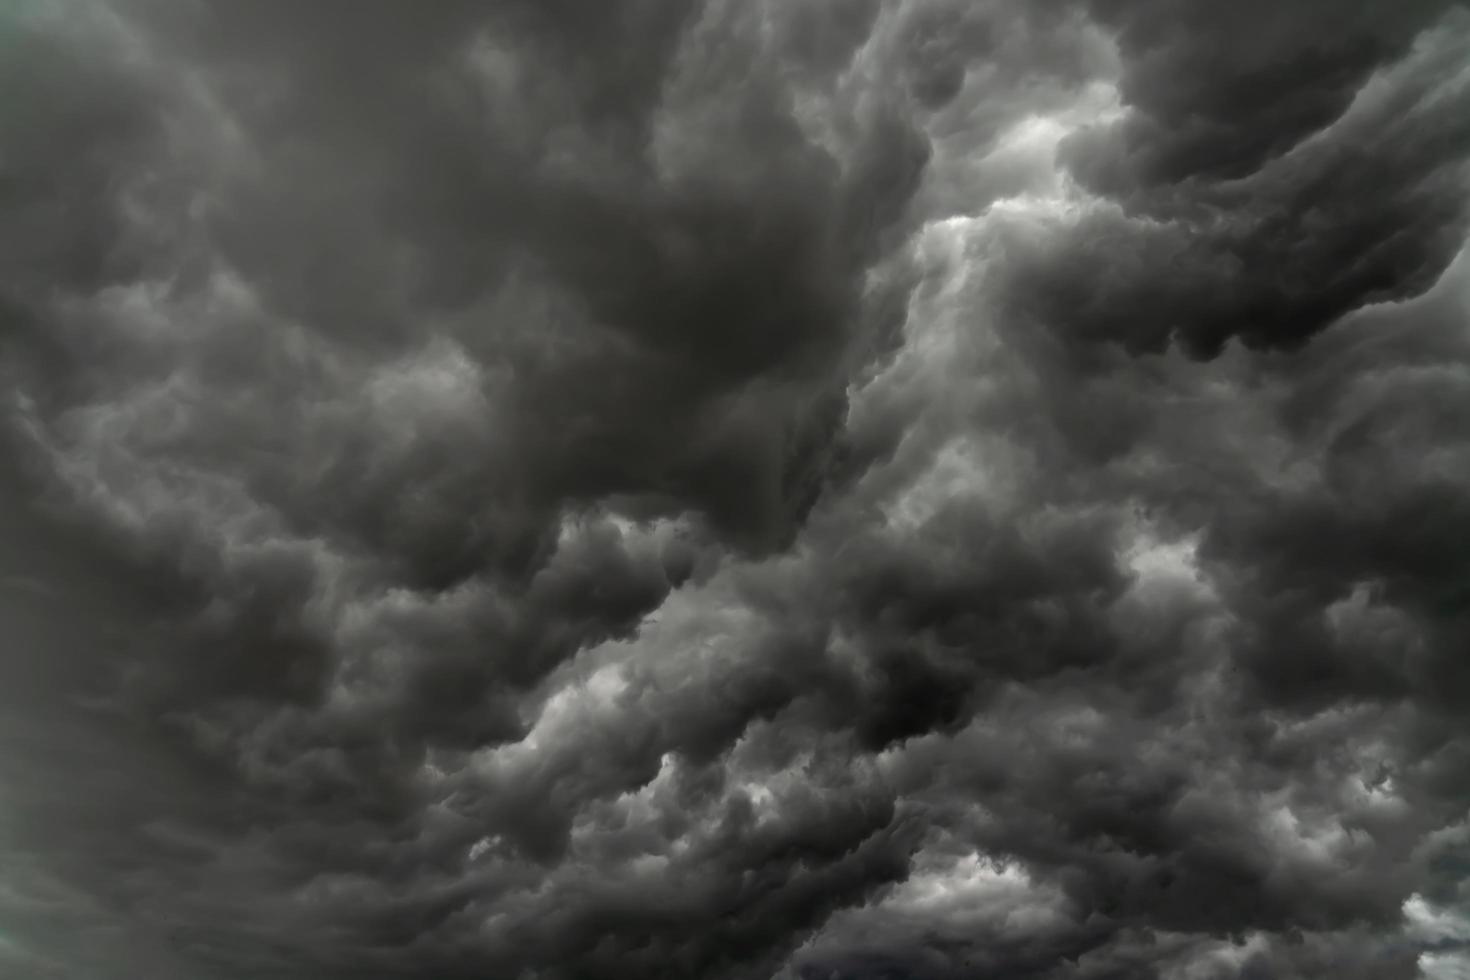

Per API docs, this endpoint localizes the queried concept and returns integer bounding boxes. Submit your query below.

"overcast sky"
[3,1,1470,977]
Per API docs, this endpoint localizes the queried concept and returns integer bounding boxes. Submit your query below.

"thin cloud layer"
[2,1,1469,978]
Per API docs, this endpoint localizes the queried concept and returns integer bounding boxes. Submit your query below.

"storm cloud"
[2,1,1470,978]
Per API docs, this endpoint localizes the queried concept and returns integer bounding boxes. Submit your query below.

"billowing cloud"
[2,0,1469,977]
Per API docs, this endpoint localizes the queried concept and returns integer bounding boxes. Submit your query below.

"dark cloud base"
[2,1,1470,978]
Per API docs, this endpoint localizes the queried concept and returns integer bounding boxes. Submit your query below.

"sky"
[2,1,1470,977]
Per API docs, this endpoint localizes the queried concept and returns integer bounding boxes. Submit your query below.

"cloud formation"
[2,1,1469,977]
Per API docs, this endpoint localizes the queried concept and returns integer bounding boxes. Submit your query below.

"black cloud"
[2,1,1470,978]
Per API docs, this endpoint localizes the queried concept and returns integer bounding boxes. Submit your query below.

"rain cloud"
[2,1,1470,978]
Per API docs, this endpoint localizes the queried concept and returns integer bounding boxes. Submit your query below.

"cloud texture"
[2,1,1470,977]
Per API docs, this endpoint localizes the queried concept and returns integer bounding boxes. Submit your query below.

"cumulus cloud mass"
[3,1,1470,977]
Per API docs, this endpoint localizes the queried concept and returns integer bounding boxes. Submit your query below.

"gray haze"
[2,1,1470,977]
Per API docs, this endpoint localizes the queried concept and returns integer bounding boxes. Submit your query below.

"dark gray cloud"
[3,0,1470,977]
[1009,1,1470,355]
